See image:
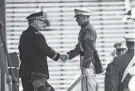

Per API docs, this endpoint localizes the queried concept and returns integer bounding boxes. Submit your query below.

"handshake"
[59,54,69,63]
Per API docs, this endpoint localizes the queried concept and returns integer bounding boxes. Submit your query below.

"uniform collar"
[81,21,89,28]
[30,24,39,30]
[28,26,39,33]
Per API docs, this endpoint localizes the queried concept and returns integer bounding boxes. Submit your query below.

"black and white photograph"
[0,0,135,91]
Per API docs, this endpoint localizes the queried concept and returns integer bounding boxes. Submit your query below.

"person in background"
[117,36,135,91]
[105,42,127,91]
[105,35,135,91]
[18,11,66,91]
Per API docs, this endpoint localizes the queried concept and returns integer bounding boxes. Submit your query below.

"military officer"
[109,35,135,91]
[64,8,103,91]
[18,11,65,91]
[105,42,127,91]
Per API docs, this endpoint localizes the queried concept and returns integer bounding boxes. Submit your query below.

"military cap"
[74,8,91,17]
[114,43,126,49]
[124,34,135,42]
[30,72,48,82]
[26,11,47,21]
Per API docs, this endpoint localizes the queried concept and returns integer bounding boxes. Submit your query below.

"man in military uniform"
[114,43,127,56]
[105,42,127,91]
[18,11,65,91]
[63,8,103,91]
[108,35,135,91]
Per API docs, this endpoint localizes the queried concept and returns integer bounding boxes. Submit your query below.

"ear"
[34,20,42,26]
[33,19,37,24]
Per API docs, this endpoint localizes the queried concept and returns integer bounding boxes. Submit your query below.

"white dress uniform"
[67,8,103,91]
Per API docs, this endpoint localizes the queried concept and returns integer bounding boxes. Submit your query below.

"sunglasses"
[116,49,126,52]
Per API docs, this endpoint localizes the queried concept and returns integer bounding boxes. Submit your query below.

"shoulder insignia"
[84,31,94,40]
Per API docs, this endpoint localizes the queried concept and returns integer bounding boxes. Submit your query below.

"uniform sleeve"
[111,59,120,91]
[82,28,95,68]
[67,43,81,60]
[18,32,24,61]
[105,63,113,91]
[34,32,60,61]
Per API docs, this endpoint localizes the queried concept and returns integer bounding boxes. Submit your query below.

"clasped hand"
[60,54,69,63]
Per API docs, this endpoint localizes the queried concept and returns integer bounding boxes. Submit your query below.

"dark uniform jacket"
[18,26,60,79]
[105,57,120,91]
[110,49,134,91]
[67,21,103,74]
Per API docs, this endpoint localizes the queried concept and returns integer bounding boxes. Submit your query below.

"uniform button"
[40,64,44,67]
[41,64,43,66]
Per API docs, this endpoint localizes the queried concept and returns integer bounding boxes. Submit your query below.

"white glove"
[128,66,135,76]
[81,67,90,76]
